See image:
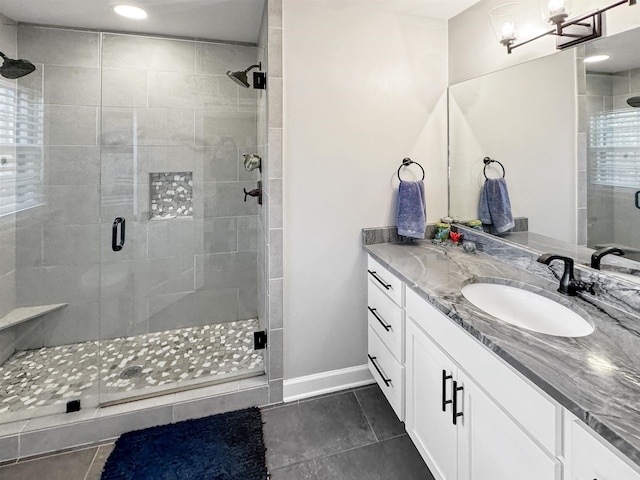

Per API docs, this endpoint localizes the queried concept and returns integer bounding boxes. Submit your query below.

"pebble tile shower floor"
[0,319,263,414]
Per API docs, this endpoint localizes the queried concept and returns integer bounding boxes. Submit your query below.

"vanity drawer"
[368,279,403,361]
[368,325,404,421]
[569,419,640,480]
[406,288,559,455]
[367,256,403,306]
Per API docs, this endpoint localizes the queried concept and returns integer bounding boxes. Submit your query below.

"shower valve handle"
[243,188,259,201]
[243,182,262,205]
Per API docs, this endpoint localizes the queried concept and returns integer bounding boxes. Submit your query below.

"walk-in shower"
[0,25,265,423]
[586,67,640,262]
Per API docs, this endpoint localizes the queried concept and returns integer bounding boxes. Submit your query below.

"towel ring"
[397,157,425,182]
[483,157,505,179]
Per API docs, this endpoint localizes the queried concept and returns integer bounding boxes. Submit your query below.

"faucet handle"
[575,280,596,295]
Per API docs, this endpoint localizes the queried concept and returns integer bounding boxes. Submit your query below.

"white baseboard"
[283,364,374,402]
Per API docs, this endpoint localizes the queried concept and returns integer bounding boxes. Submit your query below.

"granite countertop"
[363,236,640,467]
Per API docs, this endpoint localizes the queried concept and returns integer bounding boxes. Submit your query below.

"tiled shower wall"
[583,66,640,259]
[12,26,260,345]
[260,0,284,404]
[0,14,18,362]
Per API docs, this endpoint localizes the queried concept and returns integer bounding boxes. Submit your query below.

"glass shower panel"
[0,40,102,423]
[97,33,264,406]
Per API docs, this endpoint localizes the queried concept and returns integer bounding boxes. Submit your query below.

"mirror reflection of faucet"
[591,246,625,270]
[243,153,261,172]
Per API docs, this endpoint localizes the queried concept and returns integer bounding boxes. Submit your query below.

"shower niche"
[150,172,194,219]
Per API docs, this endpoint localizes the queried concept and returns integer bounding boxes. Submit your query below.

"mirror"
[449,27,640,270]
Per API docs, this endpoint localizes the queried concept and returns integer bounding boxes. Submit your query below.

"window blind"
[589,108,640,188]
[0,82,44,217]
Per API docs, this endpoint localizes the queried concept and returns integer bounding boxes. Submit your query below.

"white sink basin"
[461,283,594,337]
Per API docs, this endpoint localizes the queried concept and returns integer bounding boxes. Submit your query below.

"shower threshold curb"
[0,374,269,463]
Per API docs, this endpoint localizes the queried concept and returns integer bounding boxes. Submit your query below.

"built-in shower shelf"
[0,303,67,332]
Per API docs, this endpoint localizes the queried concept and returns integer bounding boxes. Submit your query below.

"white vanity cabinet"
[406,311,560,480]
[566,416,640,480]
[365,253,640,479]
[366,256,405,420]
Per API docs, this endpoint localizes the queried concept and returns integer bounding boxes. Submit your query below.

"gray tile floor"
[264,386,433,480]
[0,385,433,480]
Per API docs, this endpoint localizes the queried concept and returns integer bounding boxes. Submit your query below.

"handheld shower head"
[226,63,261,88]
[0,51,35,79]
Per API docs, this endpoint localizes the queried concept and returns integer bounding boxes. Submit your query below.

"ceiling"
[585,27,640,73]
[0,0,481,45]
[0,0,267,44]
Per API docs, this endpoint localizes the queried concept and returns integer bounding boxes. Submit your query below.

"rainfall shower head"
[627,96,640,108]
[226,63,262,88]
[0,51,35,79]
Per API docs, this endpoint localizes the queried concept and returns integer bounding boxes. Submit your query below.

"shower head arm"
[243,62,262,74]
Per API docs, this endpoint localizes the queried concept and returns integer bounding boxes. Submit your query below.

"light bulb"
[548,0,565,11]
[547,0,568,24]
[501,22,516,41]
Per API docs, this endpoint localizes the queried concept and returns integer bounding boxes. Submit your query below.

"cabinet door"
[569,420,640,480]
[406,319,457,480]
[456,370,560,480]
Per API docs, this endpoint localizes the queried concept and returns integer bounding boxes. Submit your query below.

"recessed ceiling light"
[113,5,148,20]
[584,54,610,63]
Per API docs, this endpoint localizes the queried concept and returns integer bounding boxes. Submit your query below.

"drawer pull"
[452,380,464,425]
[368,354,392,387]
[368,306,391,331]
[367,269,392,290]
[442,370,453,411]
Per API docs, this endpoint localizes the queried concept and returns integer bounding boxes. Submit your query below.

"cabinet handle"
[368,307,391,331]
[452,380,464,425]
[367,270,392,290]
[442,370,453,411]
[368,354,392,387]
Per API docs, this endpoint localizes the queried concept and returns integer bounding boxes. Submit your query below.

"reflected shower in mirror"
[448,26,640,270]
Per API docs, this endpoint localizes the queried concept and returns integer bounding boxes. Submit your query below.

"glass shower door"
[97,32,264,406]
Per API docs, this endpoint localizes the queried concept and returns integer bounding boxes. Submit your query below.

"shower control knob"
[243,181,262,205]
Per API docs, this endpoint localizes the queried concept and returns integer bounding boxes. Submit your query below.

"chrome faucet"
[537,254,594,296]
[590,246,625,269]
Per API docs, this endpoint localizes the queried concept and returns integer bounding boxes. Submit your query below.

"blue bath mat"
[101,407,268,480]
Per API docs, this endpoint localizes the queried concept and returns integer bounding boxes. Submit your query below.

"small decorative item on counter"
[441,216,454,224]
[433,222,451,242]
[450,231,462,244]
[468,220,483,231]
[462,241,477,253]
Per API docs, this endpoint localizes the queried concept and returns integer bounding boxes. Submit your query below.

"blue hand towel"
[479,177,515,233]
[397,180,426,239]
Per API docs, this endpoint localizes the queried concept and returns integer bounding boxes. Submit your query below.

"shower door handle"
[112,217,125,252]
[635,191,640,209]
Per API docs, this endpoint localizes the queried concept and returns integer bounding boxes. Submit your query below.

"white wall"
[450,0,640,83]
[282,0,448,381]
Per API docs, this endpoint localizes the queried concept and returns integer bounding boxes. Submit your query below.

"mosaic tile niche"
[150,172,193,219]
